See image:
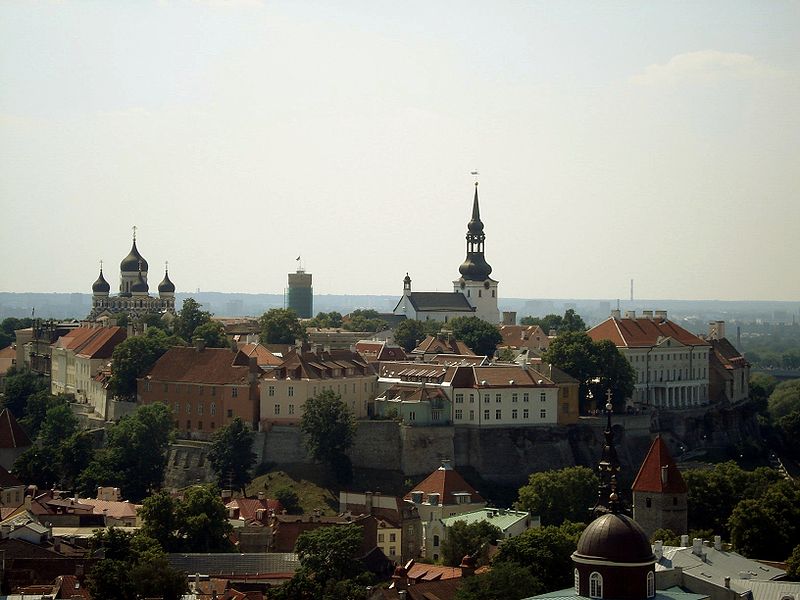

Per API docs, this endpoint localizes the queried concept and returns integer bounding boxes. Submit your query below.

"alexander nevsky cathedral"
[87,230,176,320]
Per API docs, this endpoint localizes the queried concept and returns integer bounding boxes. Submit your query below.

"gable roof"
[54,326,127,359]
[632,435,688,494]
[237,343,282,367]
[0,408,32,449]
[143,347,261,385]
[709,338,748,370]
[405,463,484,506]
[588,317,708,349]
[499,325,549,349]
[355,341,408,363]
[412,336,474,356]
[401,292,475,313]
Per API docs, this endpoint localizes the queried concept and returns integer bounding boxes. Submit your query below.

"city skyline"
[1,1,799,301]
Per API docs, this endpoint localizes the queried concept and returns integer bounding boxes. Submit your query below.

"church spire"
[458,183,493,281]
[594,389,624,516]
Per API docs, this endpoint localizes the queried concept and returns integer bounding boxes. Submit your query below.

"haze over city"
[1,1,798,301]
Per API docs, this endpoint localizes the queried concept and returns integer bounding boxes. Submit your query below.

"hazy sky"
[2,1,799,301]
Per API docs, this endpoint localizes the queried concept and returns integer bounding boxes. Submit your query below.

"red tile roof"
[0,408,32,449]
[226,497,283,521]
[0,464,23,487]
[143,347,261,385]
[588,317,708,349]
[404,464,484,506]
[54,327,127,359]
[498,325,549,350]
[237,343,282,367]
[631,436,687,494]
[412,336,475,356]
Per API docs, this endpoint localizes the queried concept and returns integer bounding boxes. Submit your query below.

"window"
[496,409,502,420]
[646,497,652,508]
[210,402,216,415]
[589,572,603,599]
[523,393,530,402]
[512,393,518,403]
[211,386,216,396]
[389,546,396,556]
[433,535,440,547]
[523,409,529,419]
[198,385,204,395]
[227,409,233,418]
[378,533,384,543]
[673,496,678,506]
[268,386,275,397]
[647,571,655,598]
[495,393,502,403]
[163,383,169,392]
[455,393,464,404]
[289,404,295,415]
[186,420,191,430]
[145,381,152,392]
[478,290,482,297]
[540,392,546,402]
[274,404,280,415]
[575,569,580,594]
[540,409,547,419]
[409,411,416,421]
[432,410,441,421]
[197,402,203,415]
[469,394,475,403]
[483,394,490,404]
[211,421,215,429]
[174,401,180,414]
[512,409,518,419]
[455,409,463,420]
[562,403,569,414]
[288,386,294,397]
[186,403,191,414]
[492,290,495,297]
[198,421,203,430]
[231,387,239,398]
[469,410,475,420]
[483,409,490,421]
[389,533,396,542]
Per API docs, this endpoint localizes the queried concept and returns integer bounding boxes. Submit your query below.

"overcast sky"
[1,1,798,301]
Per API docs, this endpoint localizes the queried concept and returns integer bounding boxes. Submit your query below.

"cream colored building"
[259,348,377,426]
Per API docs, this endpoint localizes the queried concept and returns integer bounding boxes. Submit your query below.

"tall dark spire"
[593,389,625,516]
[458,183,493,281]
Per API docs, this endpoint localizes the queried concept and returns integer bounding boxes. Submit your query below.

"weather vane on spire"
[470,170,479,187]
[132,225,137,241]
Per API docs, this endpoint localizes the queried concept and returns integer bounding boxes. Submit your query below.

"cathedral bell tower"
[453,183,500,323]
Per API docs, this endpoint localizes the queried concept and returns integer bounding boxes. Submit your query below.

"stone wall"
[164,441,214,489]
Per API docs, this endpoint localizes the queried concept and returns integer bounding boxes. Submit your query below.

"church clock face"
[484,281,490,289]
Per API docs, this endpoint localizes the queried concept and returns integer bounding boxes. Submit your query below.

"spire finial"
[593,388,624,516]
[132,225,137,242]
[165,260,169,274]
[99,259,103,273]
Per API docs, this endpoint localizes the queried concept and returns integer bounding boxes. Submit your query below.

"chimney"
[502,311,517,326]
[661,465,669,486]
[724,577,731,589]
[624,310,636,319]
[365,491,373,514]
[611,309,621,319]
[194,338,206,352]
[709,321,726,340]
[692,538,703,556]
[654,540,663,560]
[258,491,265,501]
[714,535,722,551]
[680,534,689,547]
[642,310,653,319]
[655,310,667,320]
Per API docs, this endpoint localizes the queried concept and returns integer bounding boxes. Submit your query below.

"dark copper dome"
[92,269,110,294]
[575,513,654,564]
[120,240,148,273]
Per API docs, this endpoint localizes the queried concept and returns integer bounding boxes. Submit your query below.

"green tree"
[767,379,800,420]
[174,298,212,341]
[441,520,502,566]
[1,317,34,337]
[306,311,344,329]
[192,320,229,349]
[519,310,586,334]
[543,331,635,411]
[259,308,305,344]
[515,466,598,526]
[455,561,544,600]
[274,486,301,514]
[561,309,588,333]
[138,491,179,550]
[109,331,170,398]
[175,484,234,552]
[787,544,800,580]
[449,316,503,356]
[749,373,777,414]
[18,390,68,439]
[79,403,174,501]
[684,462,779,537]
[343,309,387,333]
[300,390,356,482]
[38,403,78,446]
[208,417,256,491]
[0,331,11,349]
[729,480,800,560]
[2,369,46,416]
[777,410,800,459]
[87,558,138,600]
[393,319,441,352]
[493,522,585,592]
[59,431,94,489]
[650,528,681,545]
[13,445,59,488]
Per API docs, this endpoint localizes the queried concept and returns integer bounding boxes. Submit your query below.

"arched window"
[589,572,603,599]
[574,569,580,594]
[647,571,655,598]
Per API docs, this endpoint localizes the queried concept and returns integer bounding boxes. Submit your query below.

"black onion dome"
[120,240,148,273]
[575,513,654,564]
[458,256,492,281]
[131,271,149,294]
[158,270,175,293]
[92,269,110,294]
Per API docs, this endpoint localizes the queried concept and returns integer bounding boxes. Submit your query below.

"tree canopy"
[174,297,212,341]
[109,329,171,398]
[449,316,502,356]
[455,561,544,600]
[259,308,305,344]
[728,479,800,560]
[79,403,174,501]
[300,389,356,482]
[192,320,229,349]
[306,311,344,329]
[208,417,257,491]
[2,369,47,417]
[520,309,586,334]
[515,466,598,526]
[342,309,387,333]
[767,379,800,420]
[441,519,501,566]
[393,319,442,352]
[543,331,635,411]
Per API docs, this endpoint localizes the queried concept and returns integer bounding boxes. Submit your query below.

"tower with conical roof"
[452,183,500,323]
[631,435,688,538]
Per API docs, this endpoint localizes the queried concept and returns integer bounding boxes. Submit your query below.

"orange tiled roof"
[143,347,261,385]
[226,497,283,521]
[631,435,687,494]
[78,498,139,520]
[412,336,474,356]
[404,464,484,506]
[0,408,32,449]
[588,316,708,348]
[498,325,549,349]
[54,326,127,359]
[237,343,282,367]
